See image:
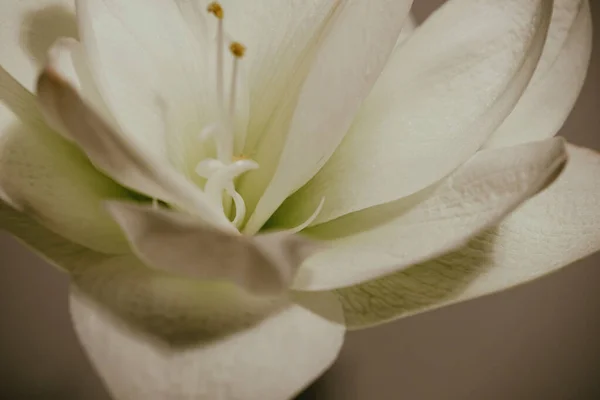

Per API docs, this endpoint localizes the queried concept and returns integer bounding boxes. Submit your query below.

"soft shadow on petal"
[70,285,345,400]
[70,255,287,346]
[106,202,318,296]
[0,0,74,92]
[292,138,567,291]
[336,231,497,329]
[22,5,78,69]
[336,144,600,329]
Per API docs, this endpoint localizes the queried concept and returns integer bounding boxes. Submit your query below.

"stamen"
[208,2,225,110]
[228,41,246,122]
[200,4,256,228]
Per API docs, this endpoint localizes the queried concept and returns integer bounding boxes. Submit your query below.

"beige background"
[1,1,599,399]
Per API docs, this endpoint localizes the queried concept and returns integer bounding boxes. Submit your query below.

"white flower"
[0,0,597,399]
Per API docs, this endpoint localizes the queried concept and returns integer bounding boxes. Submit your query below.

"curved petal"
[106,202,318,295]
[36,68,234,231]
[275,0,553,227]
[0,0,74,132]
[240,0,414,234]
[0,121,130,253]
[0,0,75,91]
[42,37,115,140]
[486,0,593,148]
[336,144,600,329]
[70,283,344,400]
[292,137,567,291]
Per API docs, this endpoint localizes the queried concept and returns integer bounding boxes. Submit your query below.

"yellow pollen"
[229,42,246,58]
[207,2,224,19]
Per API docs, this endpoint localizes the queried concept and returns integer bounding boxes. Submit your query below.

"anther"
[228,41,246,130]
[207,2,224,19]
[229,42,246,58]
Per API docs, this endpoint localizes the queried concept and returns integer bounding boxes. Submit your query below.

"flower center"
[196,2,258,229]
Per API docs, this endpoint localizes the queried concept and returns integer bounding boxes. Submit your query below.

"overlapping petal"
[70,273,344,400]
[2,197,346,400]
[336,144,600,329]
[275,0,553,227]
[36,69,234,231]
[486,0,593,148]
[240,0,414,234]
[106,202,317,295]
[291,138,567,291]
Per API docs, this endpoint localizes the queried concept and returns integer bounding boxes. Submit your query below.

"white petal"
[35,69,234,231]
[0,121,130,253]
[106,202,318,295]
[75,0,247,177]
[75,0,201,161]
[219,0,344,154]
[396,13,418,47]
[486,0,593,148]
[336,144,600,329]
[70,284,345,400]
[274,0,553,227]
[240,0,414,234]
[1,28,129,254]
[292,138,567,291]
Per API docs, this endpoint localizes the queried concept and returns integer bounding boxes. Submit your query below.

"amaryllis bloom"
[0,0,598,398]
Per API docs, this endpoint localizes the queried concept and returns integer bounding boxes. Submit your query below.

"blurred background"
[1,1,599,399]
